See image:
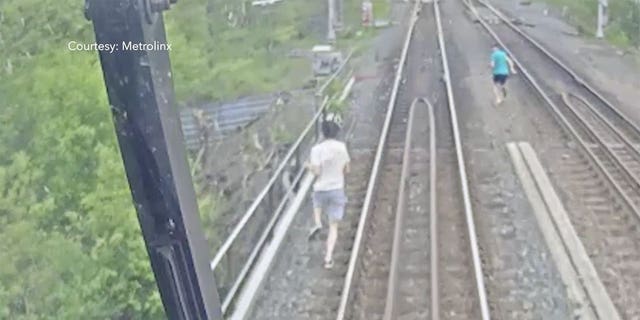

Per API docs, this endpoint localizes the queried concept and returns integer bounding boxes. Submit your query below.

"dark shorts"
[493,74,508,85]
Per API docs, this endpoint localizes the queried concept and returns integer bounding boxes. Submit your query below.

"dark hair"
[321,120,340,139]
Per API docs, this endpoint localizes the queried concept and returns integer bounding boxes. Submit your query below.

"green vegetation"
[540,0,640,48]
[325,76,347,98]
[327,98,348,115]
[272,123,297,144]
[341,0,392,44]
[0,0,333,318]
[325,76,350,115]
[166,0,325,103]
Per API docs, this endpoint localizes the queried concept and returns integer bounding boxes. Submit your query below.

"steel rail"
[335,1,422,319]
[210,94,328,271]
[461,0,640,227]
[428,98,438,320]
[560,93,640,214]
[561,92,640,188]
[434,1,492,319]
[566,92,640,162]
[478,0,640,138]
[382,97,435,320]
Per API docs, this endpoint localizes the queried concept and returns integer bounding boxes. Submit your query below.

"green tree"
[0,221,107,319]
[1,0,165,317]
[0,0,324,317]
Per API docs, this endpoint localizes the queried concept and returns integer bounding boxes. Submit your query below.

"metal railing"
[209,52,355,316]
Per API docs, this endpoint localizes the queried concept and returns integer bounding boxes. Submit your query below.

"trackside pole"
[85,0,223,318]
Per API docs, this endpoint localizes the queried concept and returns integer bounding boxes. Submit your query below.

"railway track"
[346,8,432,317]
[384,98,434,320]
[465,0,640,317]
[337,1,490,320]
[246,3,412,320]
[247,60,395,320]
[468,0,640,214]
[560,92,640,211]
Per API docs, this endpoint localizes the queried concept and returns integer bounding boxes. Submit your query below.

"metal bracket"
[143,0,177,24]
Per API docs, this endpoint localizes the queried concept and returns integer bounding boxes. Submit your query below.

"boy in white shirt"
[305,114,350,269]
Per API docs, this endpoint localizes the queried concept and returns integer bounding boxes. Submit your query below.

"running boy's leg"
[325,221,338,267]
[500,74,509,97]
[492,74,503,104]
[313,207,323,229]
[323,189,347,268]
[309,192,324,238]
[492,74,508,104]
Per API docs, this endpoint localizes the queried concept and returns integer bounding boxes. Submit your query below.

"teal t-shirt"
[491,50,509,75]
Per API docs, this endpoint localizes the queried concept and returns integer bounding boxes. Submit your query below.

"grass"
[372,0,392,20]
[165,0,327,104]
[165,0,395,105]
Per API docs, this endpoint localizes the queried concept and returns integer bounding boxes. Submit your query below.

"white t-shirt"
[310,139,350,191]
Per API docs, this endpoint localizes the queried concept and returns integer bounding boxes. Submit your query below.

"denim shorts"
[312,189,348,222]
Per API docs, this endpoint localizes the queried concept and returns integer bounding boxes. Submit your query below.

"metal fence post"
[86,0,222,318]
[328,0,336,42]
[597,0,609,38]
[314,93,322,141]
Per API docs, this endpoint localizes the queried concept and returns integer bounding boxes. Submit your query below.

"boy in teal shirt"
[491,45,517,105]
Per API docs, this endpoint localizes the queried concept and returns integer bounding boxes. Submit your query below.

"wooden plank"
[506,143,596,319]
[228,173,315,320]
[518,142,621,320]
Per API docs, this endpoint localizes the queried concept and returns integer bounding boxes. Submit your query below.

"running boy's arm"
[305,147,321,176]
[305,163,320,175]
[490,51,496,68]
[343,145,351,174]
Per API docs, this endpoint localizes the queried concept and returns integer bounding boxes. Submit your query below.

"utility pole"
[335,0,344,32]
[328,0,336,43]
[596,0,608,38]
[85,0,223,319]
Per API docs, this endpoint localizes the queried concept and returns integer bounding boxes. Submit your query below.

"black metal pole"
[85,0,222,319]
